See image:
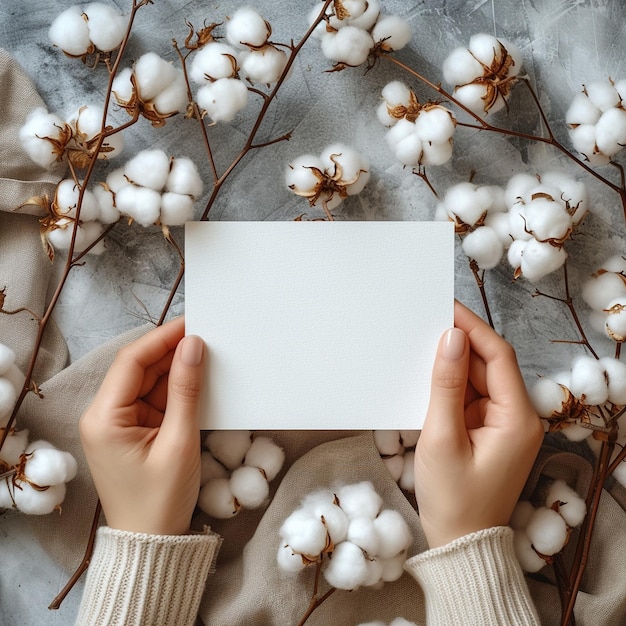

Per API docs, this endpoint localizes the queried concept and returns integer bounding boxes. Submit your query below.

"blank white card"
[185,221,453,430]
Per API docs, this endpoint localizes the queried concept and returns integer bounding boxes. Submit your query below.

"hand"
[414,301,544,548]
[80,316,205,535]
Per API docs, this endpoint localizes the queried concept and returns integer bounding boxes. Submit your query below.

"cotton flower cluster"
[566,79,626,166]
[197,430,285,519]
[20,104,124,170]
[373,430,419,493]
[286,143,370,214]
[582,255,626,342]
[112,52,188,127]
[49,3,126,59]
[512,481,586,573]
[377,81,456,168]
[101,149,204,227]
[358,619,417,626]
[278,481,412,591]
[0,344,77,515]
[309,0,411,69]
[443,33,522,115]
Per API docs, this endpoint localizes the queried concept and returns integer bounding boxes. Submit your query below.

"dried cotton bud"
[225,6,271,49]
[19,108,71,169]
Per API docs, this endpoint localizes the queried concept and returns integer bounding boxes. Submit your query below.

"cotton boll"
[286,154,325,195]
[0,378,17,426]
[243,436,285,481]
[279,508,328,556]
[379,552,407,582]
[505,172,539,208]
[399,430,419,448]
[442,47,484,86]
[570,355,609,406]
[197,78,249,123]
[4,364,25,400]
[566,92,601,126]
[420,140,453,166]
[198,477,239,518]
[462,226,504,270]
[595,107,626,157]
[320,144,369,193]
[134,53,179,101]
[79,221,105,255]
[93,185,120,224]
[605,297,626,341]
[600,357,626,405]
[530,378,570,418]
[225,6,270,49]
[377,101,397,126]
[546,480,586,528]
[513,530,546,573]
[11,480,66,515]
[229,466,269,508]
[519,239,567,282]
[23,447,77,486]
[160,193,194,226]
[0,345,16,376]
[124,150,170,191]
[336,481,382,520]
[454,83,494,115]
[468,33,503,67]
[373,430,403,456]
[240,45,288,84]
[323,540,369,590]
[344,0,381,31]
[382,455,404,482]
[603,255,626,273]
[300,490,349,544]
[585,80,620,113]
[152,74,188,116]
[277,543,306,573]
[347,516,380,555]
[415,107,456,143]
[83,3,126,52]
[582,272,626,311]
[189,42,240,84]
[510,501,535,530]
[541,171,588,224]
[374,509,412,558]
[362,557,384,587]
[116,186,161,227]
[443,182,485,226]
[19,108,69,169]
[382,81,412,108]
[205,430,253,470]
[111,67,134,105]
[371,15,411,51]
[569,125,610,165]
[47,219,89,252]
[0,428,28,466]
[484,212,512,246]
[386,118,416,147]
[49,6,92,56]
[320,27,374,67]
[55,179,100,222]
[392,133,423,167]
[525,198,572,241]
[561,422,592,442]
[200,450,228,486]
[525,507,568,555]
[398,451,415,492]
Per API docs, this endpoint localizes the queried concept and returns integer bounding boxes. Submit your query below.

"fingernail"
[442,328,466,360]
[181,335,204,366]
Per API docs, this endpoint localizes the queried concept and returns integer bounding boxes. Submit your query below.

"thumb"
[423,327,470,445]
[160,334,205,443]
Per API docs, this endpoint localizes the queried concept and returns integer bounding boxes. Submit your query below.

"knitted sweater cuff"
[404,526,540,626]
[76,526,222,626]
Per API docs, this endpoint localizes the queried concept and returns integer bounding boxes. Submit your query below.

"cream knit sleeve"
[76,526,222,626]
[404,526,540,626]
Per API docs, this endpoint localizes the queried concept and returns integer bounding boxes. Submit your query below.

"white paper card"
[185,221,453,430]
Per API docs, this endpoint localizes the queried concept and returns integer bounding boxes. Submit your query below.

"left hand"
[79,316,205,535]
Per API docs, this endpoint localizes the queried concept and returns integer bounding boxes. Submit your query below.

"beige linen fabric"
[2,49,626,625]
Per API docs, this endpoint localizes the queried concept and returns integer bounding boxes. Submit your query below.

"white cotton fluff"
[603,255,626,273]
[455,82,499,114]
[80,221,106,254]
[484,211,512,246]
[347,516,380,555]
[505,172,538,207]
[513,530,546,573]
[92,184,120,224]
[133,52,180,102]
[569,124,610,166]
[562,422,592,442]
[124,150,171,191]
[279,508,328,556]
[370,15,411,51]
[285,154,325,195]
[462,226,504,270]
[166,157,203,199]
[569,355,609,406]
[229,465,269,508]
[336,481,382,520]
[414,107,456,143]
[595,107,626,156]
[420,140,453,166]
[389,619,419,626]
[3,364,26,398]
[0,345,16,376]
[345,0,381,31]
[189,42,240,84]
[49,6,92,56]
[391,132,422,167]
[300,490,349,544]
[382,81,412,108]
[517,239,568,282]
[605,297,626,341]
[111,67,134,104]
[277,543,306,572]
[541,171,588,224]
[585,80,620,113]
[22,446,78,486]
[546,479,586,528]
[243,436,285,481]
[83,3,126,52]
[600,357,626,405]
[0,428,28,466]
[399,430,419,448]
[399,451,415,492]
[565,92,602,126]
[55,179,101,222]
[510,501,535,530]
[9,480,66,515]
[115,185,161,227]
[582,271,626,311]
[320,27,374,67]
[152,74,188,117]
[160,193,194,226]
[0,378,18,427]
[379,552,407,582]
[524,197,572,241]
[442,182,488,227]
[240,45,288,84]
[320,143,370,195]
[612,461,626,489]
[205,430,253,470]
[225,6,270,49]
[196,78,249,123]
[373,509,412,558]
[197,477,239,518]
[362,556,384,587]
[323,540,369,590]
[373,430,403,456]
[525,507,568,555]
[530,378,570,418]
[19,108,68,169]
[442,46,484,86]
[382,455,404,482]
[200,450,229,486]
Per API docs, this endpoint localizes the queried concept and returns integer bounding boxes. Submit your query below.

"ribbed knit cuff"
[404,526,540,626]
[76,526,222,626]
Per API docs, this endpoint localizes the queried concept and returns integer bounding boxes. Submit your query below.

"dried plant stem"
[296,559,337,626]
[468,258,494,329]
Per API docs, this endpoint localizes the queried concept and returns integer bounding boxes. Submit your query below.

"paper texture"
[185,221,453,429]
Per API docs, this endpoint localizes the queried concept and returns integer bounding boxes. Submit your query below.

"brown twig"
[468,258,494,329]
[296,559,337,626]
